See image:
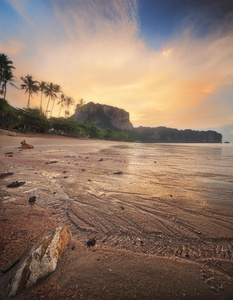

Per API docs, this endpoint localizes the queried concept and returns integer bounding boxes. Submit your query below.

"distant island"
[72,102,222,143]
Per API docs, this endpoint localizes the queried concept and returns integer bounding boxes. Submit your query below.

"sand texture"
[0,135,233,299]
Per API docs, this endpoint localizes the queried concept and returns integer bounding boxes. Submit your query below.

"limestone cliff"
[136,126,222,143]
[72,102,133,130]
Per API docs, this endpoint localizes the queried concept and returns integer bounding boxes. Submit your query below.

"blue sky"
[1,0,233,141]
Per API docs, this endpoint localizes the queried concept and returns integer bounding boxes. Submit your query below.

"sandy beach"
[0,134,232,299]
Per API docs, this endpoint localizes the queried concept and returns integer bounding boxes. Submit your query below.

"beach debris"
[7,155,13,157]
[0,259,20,275]
[98,158,103,162]
[45,161,58,164]
[28,196,36,203]
[154,161,157,163]
[81,168,86,171]
[21,140,34,149]
[87,238,96,247]
[0,172,14,179]
[121,205,125,210]
[5,152,13,155]
[7,181,26,188]
[64,176,68,179]
[63,170,67,173]
[113,171,123,175]
[88,179,91,182]
[8,226,71,297]
[170,195,173,197]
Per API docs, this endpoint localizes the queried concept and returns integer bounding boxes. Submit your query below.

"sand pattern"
[0,136,233,298]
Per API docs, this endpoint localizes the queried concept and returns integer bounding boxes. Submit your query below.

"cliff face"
[72,102,222,143]
[72,102,133,130]
[136,126,222,143]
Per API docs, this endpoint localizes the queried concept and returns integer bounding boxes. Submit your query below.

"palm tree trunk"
[40,92,43,111]
[50,99,55,117]
[58,103,62,117]
[3,83,6,100]
[46,96,51,116]
[27,93,31,108]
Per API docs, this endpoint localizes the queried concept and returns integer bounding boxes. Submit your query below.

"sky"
[0,0,233,141]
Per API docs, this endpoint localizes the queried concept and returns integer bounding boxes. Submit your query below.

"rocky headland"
[72,102,222,143]
[72,102,133,131]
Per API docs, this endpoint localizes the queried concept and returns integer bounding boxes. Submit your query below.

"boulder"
[8,226,71,297]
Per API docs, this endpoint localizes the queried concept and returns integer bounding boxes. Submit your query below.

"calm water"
[125,143,233,206]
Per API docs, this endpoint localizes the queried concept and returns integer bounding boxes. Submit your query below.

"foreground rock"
[7,181,26,188]
[8,226,71,297]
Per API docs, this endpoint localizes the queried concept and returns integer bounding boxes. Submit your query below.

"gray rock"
[87,238,96,247]
[113,171,123,175]
[8,226,71,297]
[28,196,36,203]
[7,181,26,188]
[0,172,14,179]
[45,161,58,164]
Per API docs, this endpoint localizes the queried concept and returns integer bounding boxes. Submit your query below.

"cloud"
[5,0,233,133]
[0,40,24,55]
[6,0,36,26]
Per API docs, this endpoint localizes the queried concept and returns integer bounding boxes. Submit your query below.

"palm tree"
[58,93,66,117]
[2,69,15,100]
[65,96,74,118]
[44,82,57,116]
[20,75,39,108]
[0,53,15,97]
[50,84,61,117]
[39,81,47,111]
[76,98,85,111]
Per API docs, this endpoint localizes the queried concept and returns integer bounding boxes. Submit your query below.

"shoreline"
[0,135,232,299]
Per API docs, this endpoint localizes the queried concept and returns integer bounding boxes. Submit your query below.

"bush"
[50,117,85,136]
[17,108,51,133]
[0,98,19,129]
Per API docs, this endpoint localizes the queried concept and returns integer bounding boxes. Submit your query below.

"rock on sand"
[8,226,71,297]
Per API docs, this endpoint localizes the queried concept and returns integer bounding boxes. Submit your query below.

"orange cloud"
[0,40,24,55]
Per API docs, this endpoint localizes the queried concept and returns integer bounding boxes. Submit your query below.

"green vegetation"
[0,52,134,141]
[0,98,19,129]
[17,108,50,133]
[0,53,15,100]
[20,75,39,108]
[0,98,134,141]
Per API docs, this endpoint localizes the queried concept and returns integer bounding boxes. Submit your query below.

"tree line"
[0,53,83,117]
[0,53,133,142]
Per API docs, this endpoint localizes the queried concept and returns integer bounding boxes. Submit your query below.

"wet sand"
[0,135,233,299]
